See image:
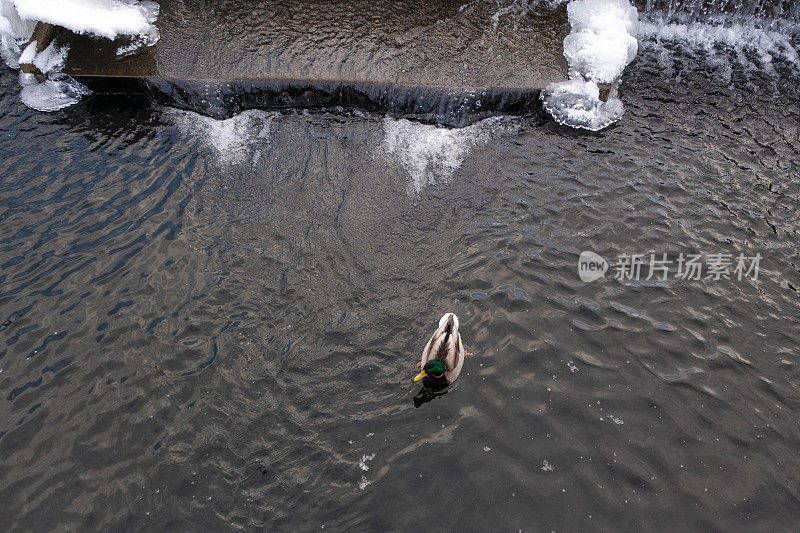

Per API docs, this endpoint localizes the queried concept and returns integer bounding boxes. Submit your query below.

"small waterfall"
[637,0,800,85]
[643,0,800,20]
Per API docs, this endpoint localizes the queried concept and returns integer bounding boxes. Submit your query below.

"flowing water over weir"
[643,0,800,20]
[57,0,570,124]
[1,0,800,531]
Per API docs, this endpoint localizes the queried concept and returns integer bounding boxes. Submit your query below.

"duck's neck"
[422,374,449,390]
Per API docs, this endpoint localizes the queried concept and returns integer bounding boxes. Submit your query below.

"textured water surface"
[1,24,800,531]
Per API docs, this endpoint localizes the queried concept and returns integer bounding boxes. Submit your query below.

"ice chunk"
[542,0,639,131]
[541,79,625,131]
[564,0,638,83]
[17,37,33,63]
[564,28,637,84]
[17,42,91,111]
[19,72,90,111]
[567,0,638,36]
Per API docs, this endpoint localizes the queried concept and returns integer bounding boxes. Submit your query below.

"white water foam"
[542,0,639,131]
[170,109,276,166]
[489,0,570,31]
[381,116,518,195]
[358,453,375,490]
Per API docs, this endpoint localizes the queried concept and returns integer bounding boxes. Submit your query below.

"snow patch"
[12,0,159,43]
[27,40,66,73]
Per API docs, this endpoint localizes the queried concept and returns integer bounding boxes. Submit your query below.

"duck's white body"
[420,313,465,384]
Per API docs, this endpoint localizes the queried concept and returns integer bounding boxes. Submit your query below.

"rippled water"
[1,20,800,530]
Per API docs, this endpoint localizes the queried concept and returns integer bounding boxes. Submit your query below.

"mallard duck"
[413,313,465,388]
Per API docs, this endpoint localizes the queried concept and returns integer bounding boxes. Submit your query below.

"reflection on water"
[413,387,450,408]
[1,22,800,531]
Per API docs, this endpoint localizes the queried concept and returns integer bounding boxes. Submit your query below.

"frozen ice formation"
[541,78,626,131]
[17,41,90,111]
[0,0,159,111]
[542,0,639,131]
[19,71,91,111]
[0,1,34,68]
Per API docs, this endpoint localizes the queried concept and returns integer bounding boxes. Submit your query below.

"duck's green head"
[414,360,447,382]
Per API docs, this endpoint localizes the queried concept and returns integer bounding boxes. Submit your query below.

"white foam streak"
[358,453,375,490]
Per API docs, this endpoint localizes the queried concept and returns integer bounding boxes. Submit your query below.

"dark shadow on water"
[412,386,449,408]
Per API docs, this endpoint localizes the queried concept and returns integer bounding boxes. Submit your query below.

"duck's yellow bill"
[413,371,427,382]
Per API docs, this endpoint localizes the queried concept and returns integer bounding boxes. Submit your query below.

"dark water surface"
[2,26,800,531]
